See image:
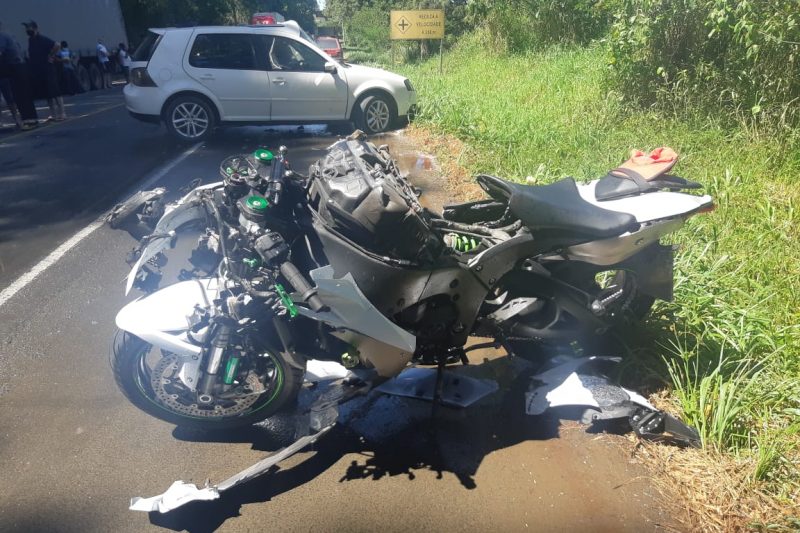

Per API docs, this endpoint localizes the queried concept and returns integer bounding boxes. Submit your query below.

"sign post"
[390,9,445,73]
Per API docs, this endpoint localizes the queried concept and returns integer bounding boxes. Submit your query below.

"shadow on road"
[149,357,577,533]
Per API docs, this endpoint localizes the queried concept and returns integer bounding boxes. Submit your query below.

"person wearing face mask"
[23,20,66,121]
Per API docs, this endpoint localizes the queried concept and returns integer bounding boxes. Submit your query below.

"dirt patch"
[400,125,485,202]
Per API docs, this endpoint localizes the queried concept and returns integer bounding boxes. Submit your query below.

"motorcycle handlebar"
[279,262,327,313]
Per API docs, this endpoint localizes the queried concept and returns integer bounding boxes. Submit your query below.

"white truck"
[1,0,129,91]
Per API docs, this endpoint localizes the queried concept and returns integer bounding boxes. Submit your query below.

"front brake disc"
[150,354,262,417]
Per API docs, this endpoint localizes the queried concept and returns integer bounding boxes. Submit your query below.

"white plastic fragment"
[129,480,219,513]
[622,387,656,411]
[525,356,656,415]
[304,359,351,381]
[526,372,600,415]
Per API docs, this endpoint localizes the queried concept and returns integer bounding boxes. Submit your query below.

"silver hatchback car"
[124,22,417,141]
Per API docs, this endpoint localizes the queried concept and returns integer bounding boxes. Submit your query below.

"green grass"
[398,31,800,507]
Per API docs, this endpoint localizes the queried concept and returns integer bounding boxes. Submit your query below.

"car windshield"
[316,37,338,48]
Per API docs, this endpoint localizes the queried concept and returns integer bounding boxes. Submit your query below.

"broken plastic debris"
[375,367,498,408]
[525,356,700,447]
[129,480,219,513]
[304,359,351,381]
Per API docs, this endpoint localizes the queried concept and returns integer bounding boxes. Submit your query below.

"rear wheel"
[110,330,303,431]
[164,95,216,142]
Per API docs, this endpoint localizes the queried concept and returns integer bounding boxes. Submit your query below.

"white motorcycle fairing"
[577,180,712,223]
[116,277,219,357]
[125,182,223,295]
[548,182,713,266]
[117,271,417,378]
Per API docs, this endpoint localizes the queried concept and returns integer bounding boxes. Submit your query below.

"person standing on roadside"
[0,21,23,128]
[23,20,65,121]
[58,41,81,95]
[117,42,131,84]
[0,20,36,129]
[96,38,111,88]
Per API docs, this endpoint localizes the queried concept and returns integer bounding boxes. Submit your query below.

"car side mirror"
[324,62,337,74]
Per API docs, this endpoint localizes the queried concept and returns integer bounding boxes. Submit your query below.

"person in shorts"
[23,20,65,121]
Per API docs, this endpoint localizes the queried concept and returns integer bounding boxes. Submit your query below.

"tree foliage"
[120,0,318,45]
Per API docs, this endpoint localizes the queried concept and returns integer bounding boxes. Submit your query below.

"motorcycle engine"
[189,149,297,278]
[308,136,442,263]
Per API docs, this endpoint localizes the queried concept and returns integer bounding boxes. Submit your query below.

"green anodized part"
[245,195,269,211]
[447,232,480,252]
[274,283,298,318]
[243,257,259,268]
[253,148,274,165]
[341,349,360,369]
[223,356,240,385]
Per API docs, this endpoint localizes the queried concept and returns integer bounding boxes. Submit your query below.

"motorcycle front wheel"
[110,330,303,431]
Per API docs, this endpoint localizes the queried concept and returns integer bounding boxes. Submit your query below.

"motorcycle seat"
[476,175,639,239]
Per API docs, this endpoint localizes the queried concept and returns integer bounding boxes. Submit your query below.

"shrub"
[608,0,800,130]
[468,0,617,52]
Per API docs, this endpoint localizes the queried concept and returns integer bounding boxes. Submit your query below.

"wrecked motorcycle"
[107,136,713,432]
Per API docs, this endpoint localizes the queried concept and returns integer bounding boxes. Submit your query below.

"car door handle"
[272,78,286,85]
[199,74,215,80]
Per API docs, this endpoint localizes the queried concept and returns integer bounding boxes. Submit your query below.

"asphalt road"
[0,90,675,532]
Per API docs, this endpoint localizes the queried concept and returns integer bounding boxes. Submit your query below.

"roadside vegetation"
[119,0,318,44]
[326,0,800,528]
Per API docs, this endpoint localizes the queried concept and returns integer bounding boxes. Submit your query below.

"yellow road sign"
[390,9,444,40]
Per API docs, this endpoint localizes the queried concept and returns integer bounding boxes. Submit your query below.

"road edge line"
[0,142,202,308]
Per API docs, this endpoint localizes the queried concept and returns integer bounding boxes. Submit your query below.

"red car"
[315,36,343,60]
[251,12,285,25]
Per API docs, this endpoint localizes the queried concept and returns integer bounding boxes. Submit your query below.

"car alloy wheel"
[171,102,210,139]
[365,99,390,133]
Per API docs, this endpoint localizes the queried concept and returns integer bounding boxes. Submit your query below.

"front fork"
[197,323,233,403]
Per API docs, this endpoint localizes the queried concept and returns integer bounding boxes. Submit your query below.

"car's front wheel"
[355,94,396,134]
[164,95,216,142]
